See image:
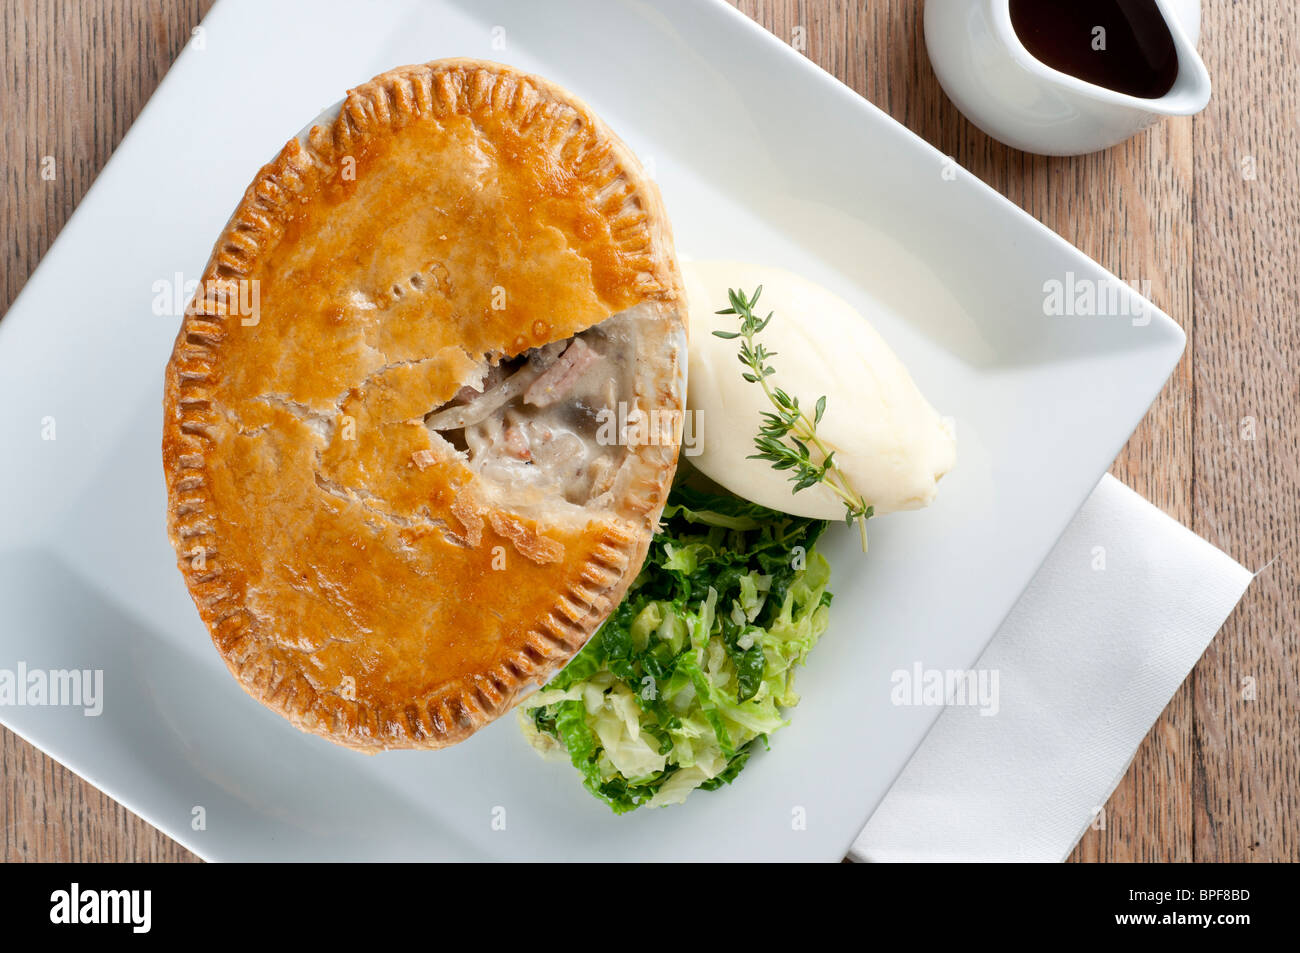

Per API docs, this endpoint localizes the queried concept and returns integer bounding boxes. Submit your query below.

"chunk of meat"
[449,362,506,405]
[425,361,543,431]
[524,338,601,407]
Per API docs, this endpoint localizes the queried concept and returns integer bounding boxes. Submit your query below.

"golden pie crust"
[163,60,685,752]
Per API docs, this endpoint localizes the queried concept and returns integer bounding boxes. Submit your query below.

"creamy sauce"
[683,261,955,518]
[426,311,638,508]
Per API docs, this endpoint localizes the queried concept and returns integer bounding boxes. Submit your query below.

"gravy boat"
[925,0,1211,155]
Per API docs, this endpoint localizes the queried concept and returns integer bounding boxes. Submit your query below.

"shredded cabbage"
[518,485,833,813]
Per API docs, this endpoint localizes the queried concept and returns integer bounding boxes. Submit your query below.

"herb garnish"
[713,286,873,550]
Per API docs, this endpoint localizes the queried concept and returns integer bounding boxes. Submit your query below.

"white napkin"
[852,474,1254,862]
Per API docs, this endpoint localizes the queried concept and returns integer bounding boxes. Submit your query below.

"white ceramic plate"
[0,0,1184,861]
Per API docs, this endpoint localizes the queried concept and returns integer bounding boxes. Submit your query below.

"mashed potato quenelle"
[683,261,955,519]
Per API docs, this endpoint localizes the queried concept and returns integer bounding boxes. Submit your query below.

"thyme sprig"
[713,286,873,550]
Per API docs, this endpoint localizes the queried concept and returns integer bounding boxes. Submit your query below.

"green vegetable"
[518,484,833,813]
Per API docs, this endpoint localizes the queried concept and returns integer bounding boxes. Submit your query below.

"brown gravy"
[1009,0,1179,100]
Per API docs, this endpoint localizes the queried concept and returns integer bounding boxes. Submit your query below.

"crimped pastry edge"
[162,59,686,752]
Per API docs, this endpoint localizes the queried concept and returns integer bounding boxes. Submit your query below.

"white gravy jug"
[925,0,1211,155]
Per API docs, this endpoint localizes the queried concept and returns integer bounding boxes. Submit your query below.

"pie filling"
[424,310,640,510]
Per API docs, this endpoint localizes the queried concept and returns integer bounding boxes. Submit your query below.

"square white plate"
[0,0,1184,861]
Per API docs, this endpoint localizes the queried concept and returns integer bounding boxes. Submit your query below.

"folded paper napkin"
[852,474,1254,862]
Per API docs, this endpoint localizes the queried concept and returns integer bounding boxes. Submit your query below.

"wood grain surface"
[2,0,1296,863]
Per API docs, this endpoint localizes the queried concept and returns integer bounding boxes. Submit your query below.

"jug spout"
[1149,0,1213,115]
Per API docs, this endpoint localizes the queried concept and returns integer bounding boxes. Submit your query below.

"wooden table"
[3,0,1296,863]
